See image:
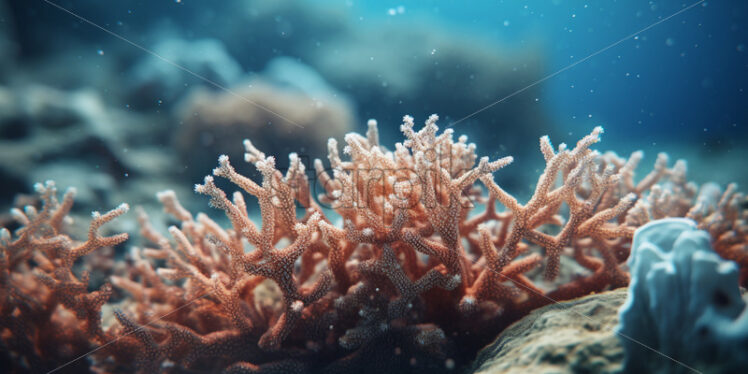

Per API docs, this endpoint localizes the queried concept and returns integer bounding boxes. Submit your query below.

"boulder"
[470,288,626,374]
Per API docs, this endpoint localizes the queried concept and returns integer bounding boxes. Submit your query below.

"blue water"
[11,1,745,142]
[345,0,747,144]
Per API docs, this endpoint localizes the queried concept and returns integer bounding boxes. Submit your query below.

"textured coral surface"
[1,115,746,373]
[618,218,748,373]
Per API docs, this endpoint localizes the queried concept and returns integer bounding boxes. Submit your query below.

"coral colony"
[1,115,746,373]
[619,218,748,373]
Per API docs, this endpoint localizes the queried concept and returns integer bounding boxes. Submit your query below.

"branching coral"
[0,181,128,372]
[1,115,746,373]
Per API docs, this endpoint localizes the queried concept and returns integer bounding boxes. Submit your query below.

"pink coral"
[1,115,746,373]
[0,181,128,372]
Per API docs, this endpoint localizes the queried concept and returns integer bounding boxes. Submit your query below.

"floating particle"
[445,358,455,370]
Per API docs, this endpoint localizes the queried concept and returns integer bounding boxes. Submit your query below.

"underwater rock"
[0,85,121,206]
[263,56,356,109]
[175,78,354,180]
[470,288,627,374]
[126,37,243,108]
[617,218,748,373]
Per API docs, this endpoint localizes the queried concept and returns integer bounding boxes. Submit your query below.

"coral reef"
[624,176,748,283]
[617,218,748,373]
[1,116,746,373]
[0,181,128,372]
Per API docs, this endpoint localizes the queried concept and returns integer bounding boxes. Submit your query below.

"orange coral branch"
[2,115,746,373]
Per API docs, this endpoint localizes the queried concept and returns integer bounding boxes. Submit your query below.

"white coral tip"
[156,190,176,201]
[256,156,276,171]
[291,300,304,313]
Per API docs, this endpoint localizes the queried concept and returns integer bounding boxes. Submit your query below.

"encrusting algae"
[1,115,746,373]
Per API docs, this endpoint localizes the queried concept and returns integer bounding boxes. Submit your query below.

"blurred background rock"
[1,0,746,235]
[0,0,553,227]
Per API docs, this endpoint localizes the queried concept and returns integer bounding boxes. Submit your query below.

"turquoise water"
[345,0,746,142]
